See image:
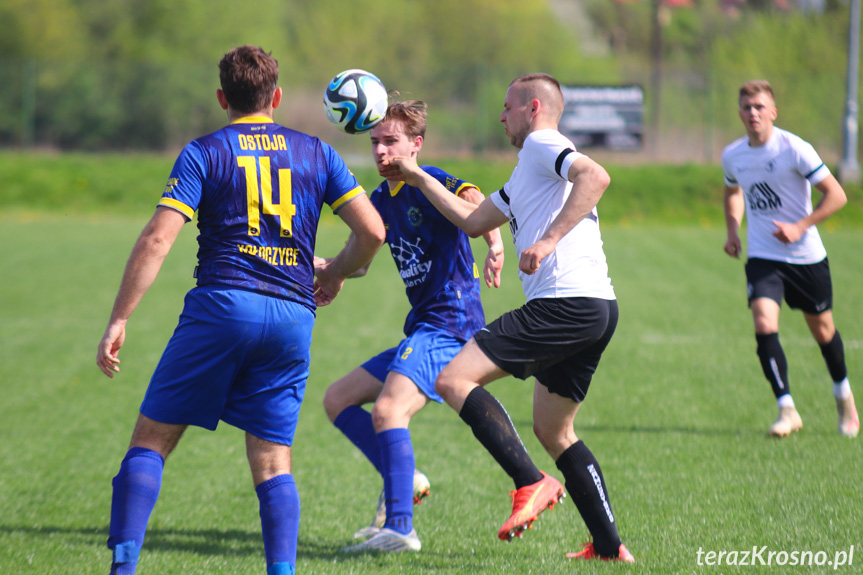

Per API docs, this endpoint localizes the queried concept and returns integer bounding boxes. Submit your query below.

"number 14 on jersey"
[238,155,296,238]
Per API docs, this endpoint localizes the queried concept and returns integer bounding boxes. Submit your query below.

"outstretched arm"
[313,194,386,306]
[379,157,509,238]
[518,155,610,275]
[772,174,847,244]
[458,186,504,288]
[97,206,187,377]
[724,184,745,258]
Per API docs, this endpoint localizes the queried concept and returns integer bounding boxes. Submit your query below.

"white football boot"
[343,528,421,553]
[768,406,803,437]
[352,469,431,539]
[836,392,860,438]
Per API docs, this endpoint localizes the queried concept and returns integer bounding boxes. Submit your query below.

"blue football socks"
[334,405,383,473]
[108,447,165,574]
[377,428,414,534]
[256,474,300,571]
[267,563,295,575]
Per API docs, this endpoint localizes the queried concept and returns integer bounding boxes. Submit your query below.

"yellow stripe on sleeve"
[158,197,195,220]
[330,185,366,212]
[455,183,481,196]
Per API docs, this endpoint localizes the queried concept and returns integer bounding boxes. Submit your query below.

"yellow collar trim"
[232,116,274,124]
[390,181,406,196]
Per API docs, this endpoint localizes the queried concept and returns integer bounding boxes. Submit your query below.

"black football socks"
[756,332,790,399]
[556,440,622,558]
[459,386,543,489]
[819,330,848,383]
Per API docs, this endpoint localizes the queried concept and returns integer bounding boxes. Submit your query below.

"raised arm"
[313,194,386,306]
[458,186,505,288]
[518,155,610,275]
[97,206,187,377]
[724,184,745,258]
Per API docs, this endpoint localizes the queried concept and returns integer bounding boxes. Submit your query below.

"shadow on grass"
[578,422,843,439]
[495,414,760,438]
[0,523,499,570]
[576,422,757,437]
[0,524,389,563]
[0,524,259,556]
[426,412,778,440]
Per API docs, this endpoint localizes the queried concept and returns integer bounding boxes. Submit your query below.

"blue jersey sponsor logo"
[407,206,423,227]
[370,166,485,340]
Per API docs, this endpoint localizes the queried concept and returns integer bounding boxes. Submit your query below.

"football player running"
[722,80,858,438]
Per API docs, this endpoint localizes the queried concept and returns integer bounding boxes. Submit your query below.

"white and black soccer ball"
[323,69,388,134]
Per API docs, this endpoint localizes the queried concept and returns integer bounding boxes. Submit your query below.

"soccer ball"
[323,69,388,134]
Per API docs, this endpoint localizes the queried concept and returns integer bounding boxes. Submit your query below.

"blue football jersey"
[159,117,364,310]
[370,166,485,341]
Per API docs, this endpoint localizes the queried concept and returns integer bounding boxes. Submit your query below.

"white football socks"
[777,394,795,409]
[833,378,851,401]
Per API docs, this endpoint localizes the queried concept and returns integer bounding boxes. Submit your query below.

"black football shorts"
[745,257,832,314]
[473,297,618,402]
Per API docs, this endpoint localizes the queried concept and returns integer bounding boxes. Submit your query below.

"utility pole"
[22,60,36,149]
[839,0,861,184]
[649,0,664,159]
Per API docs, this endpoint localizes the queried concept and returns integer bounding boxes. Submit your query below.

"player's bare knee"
[434,370,458,401]
[370,400,394,431]
[246,435,292,485]
[532,422,554,451]
[322,385,347,423]
[532,422,573,459]
[130,415,185,458]
[434,379,451,403]
[810,323,835,344]
[753,318,777,334]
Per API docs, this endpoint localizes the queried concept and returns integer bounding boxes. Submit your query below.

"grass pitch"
[1,212,861,574]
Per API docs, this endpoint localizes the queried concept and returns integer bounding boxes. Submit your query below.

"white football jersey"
[489,129,615,302]
[722,127,830,264]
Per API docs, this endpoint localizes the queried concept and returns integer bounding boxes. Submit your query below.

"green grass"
[5,151,863,228]
[1,210,862,574]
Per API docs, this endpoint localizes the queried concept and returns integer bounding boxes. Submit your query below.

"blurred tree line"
[0,0,597,152]
[0,0,858,162]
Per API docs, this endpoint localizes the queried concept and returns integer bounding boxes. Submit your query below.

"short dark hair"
[739,80,774,103]
[384,99,427,139]
[510,73,561,96]
[509,73,564,118]
[218,46,279,114]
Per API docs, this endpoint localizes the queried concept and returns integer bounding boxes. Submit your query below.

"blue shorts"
[361,324,465,403]
[140,285,315,445]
